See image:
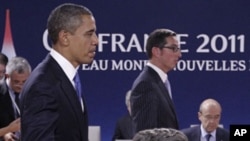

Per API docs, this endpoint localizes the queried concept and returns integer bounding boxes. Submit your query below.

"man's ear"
[198,111,202,121]
[58,30,70,46]
[152,47,160,57]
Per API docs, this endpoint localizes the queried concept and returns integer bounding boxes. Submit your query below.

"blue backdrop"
[1,0,250,141]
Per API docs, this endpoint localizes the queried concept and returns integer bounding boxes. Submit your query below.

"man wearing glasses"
[0,57,31,141]
[130,28,182,134]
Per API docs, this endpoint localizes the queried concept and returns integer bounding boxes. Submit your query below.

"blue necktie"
[205,134,212,141]
[73,72,82,102]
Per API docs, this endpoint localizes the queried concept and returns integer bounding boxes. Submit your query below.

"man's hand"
[3,132,18,141]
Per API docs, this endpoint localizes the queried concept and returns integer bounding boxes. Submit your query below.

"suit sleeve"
[112,118,123,141]
[21,82,58,141]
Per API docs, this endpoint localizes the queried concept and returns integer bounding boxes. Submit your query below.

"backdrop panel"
[0,0,250,141]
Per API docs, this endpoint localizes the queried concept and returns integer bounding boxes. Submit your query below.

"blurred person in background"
[112,90,135,141]
[0,53,8,84]
[0,56,31,141]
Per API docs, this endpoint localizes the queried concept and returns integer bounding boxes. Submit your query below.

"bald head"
[199,98,222,113]
[198,98,222,133]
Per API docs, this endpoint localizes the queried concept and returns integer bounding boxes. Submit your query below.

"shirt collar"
[147,62,168,83]
[200,125,216,138]
[50,48,78,82]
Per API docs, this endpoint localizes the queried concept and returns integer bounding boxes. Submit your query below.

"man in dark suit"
[0,57,31,141]
[181,98,229,141]
[112,90,135,141]
[130,29,182,134]
[20,3,98,141]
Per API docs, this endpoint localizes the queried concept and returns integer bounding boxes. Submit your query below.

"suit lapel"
[216,128,223,141]
[38,55,87,140]
[47,55,85,120]
[146,66,176,115]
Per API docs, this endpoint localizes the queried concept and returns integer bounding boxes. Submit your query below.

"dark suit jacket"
[130,66,179,133]
[0,82,16,129]
[20,55,88,141]
[0,82,16,141]
[112,114,135,141]
[181,125,229,141]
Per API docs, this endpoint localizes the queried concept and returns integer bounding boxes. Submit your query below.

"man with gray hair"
[133,128,188,141]
[112,90,135,141]
[0,56,31,141]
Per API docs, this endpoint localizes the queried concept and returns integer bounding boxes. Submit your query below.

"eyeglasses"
[162,45,180,52]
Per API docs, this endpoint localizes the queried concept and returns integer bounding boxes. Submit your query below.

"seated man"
[133,128,188,141]
[112,90,135,141]
[181,98,229,141]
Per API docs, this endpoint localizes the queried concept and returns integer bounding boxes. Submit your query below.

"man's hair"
[133,128,188,141]
[0,52,8,66]
[6,56,32,75]
[47,3,93,44]
[146,29,176,58]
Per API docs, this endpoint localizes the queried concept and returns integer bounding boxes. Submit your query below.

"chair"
[88,126,101,141]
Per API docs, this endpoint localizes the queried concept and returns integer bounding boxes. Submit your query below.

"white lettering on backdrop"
[42,29,247,72]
